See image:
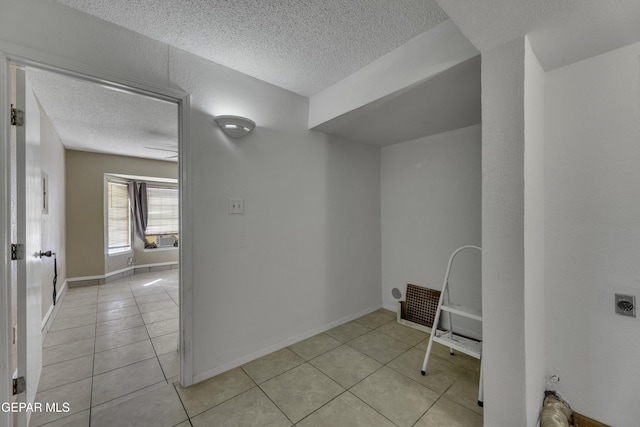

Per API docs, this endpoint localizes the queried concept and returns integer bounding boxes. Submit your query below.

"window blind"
[145,186,179,235]
[107,181,131,251]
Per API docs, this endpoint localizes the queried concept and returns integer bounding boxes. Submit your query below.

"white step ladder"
[420,245,483,407]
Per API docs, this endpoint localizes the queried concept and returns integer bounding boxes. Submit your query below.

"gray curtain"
[130,182,148,240]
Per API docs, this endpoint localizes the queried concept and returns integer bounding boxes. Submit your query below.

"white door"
[13,66,42,427]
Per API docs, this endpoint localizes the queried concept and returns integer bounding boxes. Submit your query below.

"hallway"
[31,270,481,426]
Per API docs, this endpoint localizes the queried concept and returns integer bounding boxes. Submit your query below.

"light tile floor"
[31,271,482,426]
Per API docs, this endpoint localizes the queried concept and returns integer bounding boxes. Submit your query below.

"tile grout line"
[180,371,262,421]
[356,320,430,426]
[252,378,297,426]
[408,383,459,427]
[293,389,352,426]
[35,288,98,426]
[136,285,178,382]
[130,280,165,385]
[251,340,384,426]
[91,379,168,412]
[347,389,400,427]
[171,381,193,424]
[135,280,182,384]
[316,316,441,426]
[263,316,398,425]
[37,272,180,426]
[90,277,160,418]
[88,290,99,427]
[175,367,290,424]
[53,303,477,425]
[269,323,400,426]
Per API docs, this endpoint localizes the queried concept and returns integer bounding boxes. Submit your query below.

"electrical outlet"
[229,198,244,214]
[615,294,635,317]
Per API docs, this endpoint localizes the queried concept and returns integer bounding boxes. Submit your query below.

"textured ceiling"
[38,1,640,158]
[28,69,178,162]
[437,0,640,70]
[56,0,448,96]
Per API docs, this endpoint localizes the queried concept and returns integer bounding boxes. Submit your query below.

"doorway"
[0,47,193,427]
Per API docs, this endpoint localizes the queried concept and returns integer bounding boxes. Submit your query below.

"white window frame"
[105,177,132,256]
[145,184,179,237]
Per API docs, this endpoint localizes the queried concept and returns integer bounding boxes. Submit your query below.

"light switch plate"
[615,294,635,317]
[229,198,244,214]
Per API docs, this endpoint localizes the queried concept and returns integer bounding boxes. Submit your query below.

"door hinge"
[11,243,24,261]
[11,104,24,127]
[12,376,25,395]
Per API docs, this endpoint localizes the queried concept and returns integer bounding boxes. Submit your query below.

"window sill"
[107,249,132,257]
[143,247,178,253]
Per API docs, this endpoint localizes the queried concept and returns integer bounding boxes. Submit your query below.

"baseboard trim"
[191,304,383,384]
[41,279,68,340]
[67,261,179,286]
[66,274,103,283]
[382,302,396,312]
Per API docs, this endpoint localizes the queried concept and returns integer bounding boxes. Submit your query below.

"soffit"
[312,55,480,147]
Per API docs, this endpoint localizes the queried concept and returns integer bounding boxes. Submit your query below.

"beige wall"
[39,103,66,319]
[65,150,178,278]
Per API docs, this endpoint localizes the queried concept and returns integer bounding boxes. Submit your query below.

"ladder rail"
[444,285,453,354]
[420,245,483,406]
[421,278,449,373]
[440,245,480,340]
[441,245,481,348]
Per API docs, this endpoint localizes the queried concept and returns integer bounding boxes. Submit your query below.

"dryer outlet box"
[615,294,635,317]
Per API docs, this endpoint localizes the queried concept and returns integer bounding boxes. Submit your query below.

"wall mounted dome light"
[214,115,256,138]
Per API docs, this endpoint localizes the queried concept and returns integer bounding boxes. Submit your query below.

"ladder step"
[440,304,482,321]
[433,331,482,359]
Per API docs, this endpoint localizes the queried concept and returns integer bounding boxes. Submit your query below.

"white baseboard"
[41,279,68,339]
[66,274,104,283]
[191,304,382,384]
[67,261,179,283]
[382,302,397,311]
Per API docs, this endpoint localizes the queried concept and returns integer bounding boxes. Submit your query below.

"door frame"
[0,41,194,424]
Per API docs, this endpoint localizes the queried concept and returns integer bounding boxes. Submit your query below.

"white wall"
[380,125,481,338]
[480,36,546,427]
[38,101,65,319]
[169,49,382,378]
[523,37,546,426]
[545,41,640,426]
[1,0,382,383]
[481,37,528,426]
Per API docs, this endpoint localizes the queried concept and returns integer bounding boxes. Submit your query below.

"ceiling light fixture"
[214,115,256,138]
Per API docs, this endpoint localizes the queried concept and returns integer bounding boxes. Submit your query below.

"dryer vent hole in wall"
[614,294,635,317]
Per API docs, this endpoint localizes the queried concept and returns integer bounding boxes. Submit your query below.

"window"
[107,181,131,254]
[145,186,179,235]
